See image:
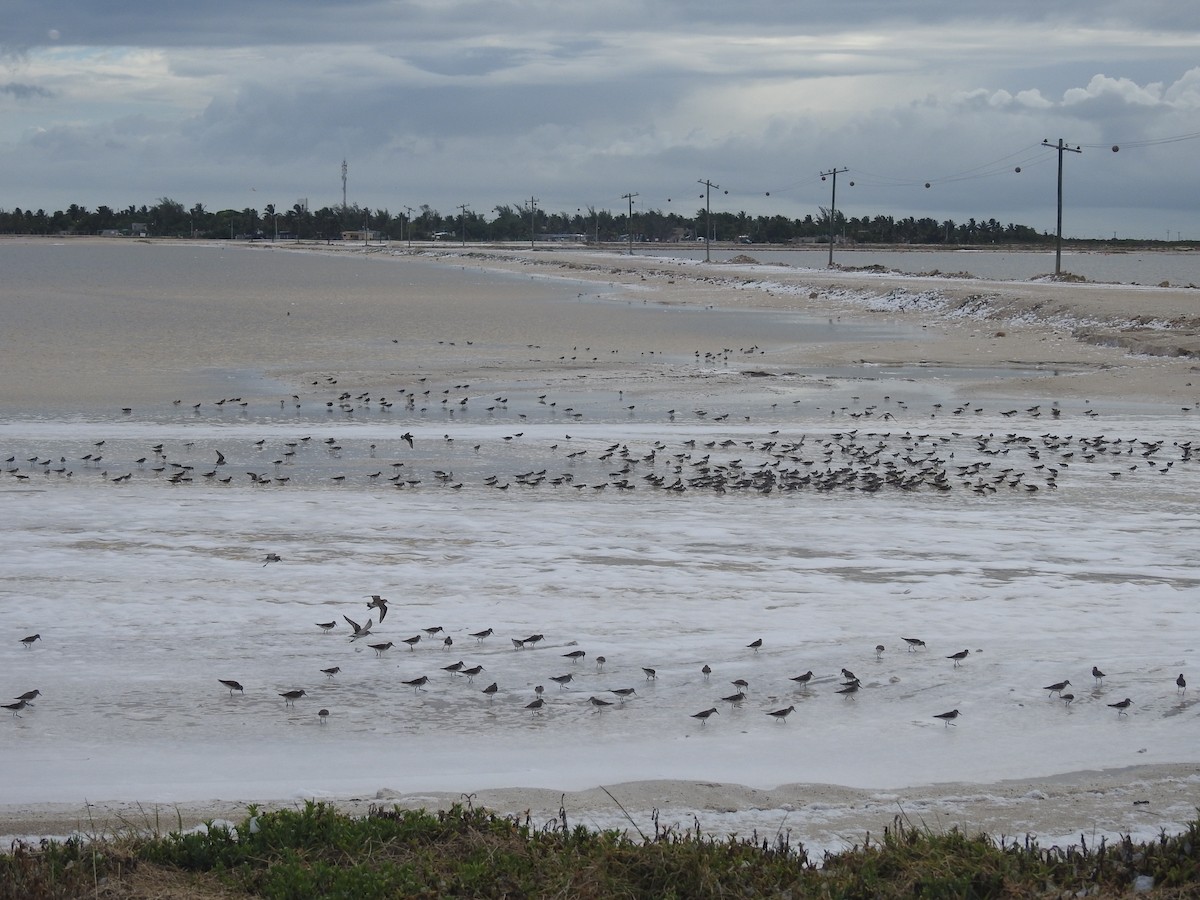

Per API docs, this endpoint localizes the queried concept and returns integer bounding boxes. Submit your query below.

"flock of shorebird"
[4,386,1196,500]
[0,599,1147,728]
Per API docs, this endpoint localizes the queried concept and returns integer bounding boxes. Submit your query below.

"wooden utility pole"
[621,192,638,255]
[697,179,719,262]
[1042,139,1081,276]
[820,167,848,267]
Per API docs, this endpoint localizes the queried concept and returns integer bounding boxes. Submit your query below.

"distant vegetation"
[2,801,1199,898]
[0,197,1070,245]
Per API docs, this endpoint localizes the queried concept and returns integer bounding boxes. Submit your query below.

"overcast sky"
[2,2,1198,238]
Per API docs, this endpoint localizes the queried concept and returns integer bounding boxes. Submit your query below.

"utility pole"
[526,196,539,249]
[820,167,848,267]
[621,192,638,255]
[403,205,414,248]
[457,204,469,247]
[341,159,348,210]
[1041,139,1081,276]
[697,180,720,262]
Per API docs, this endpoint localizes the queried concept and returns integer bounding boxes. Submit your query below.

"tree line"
[0,196,1055,245]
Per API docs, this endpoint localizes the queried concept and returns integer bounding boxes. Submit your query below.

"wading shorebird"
[1108,698,1133,716]
[279,689,306,706]
[767,705,795,722]
[903,637,926,651]
[933,709,961,726]
[947,650,969,667]
[1044,680,1071,698]
[691,707,719,723]
[219,679,244,696]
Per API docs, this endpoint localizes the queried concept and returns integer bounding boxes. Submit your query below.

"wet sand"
[3,238,1199,845]
[5,764,1199,850]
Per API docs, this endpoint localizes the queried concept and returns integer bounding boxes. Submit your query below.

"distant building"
[130,222,148,237]
[341,229,382,242]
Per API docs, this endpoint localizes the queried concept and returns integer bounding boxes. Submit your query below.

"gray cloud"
[1,3,1198,236]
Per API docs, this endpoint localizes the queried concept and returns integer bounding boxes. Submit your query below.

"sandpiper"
[642,667,657,680]
[470,628,494,642]
[767,705,795,722]
[262,553,281,566]
[219,679,245,695]
[20,634,40,649]
[1108,697,1133,715]
[401,635,422,650]
[525,697,545,713]
[837,680,860,698]
[947,650,969,667]
[1044,679,1071,697]
[701,664,712,679]
[13,690,40,705]
[875,644,885,659]
[318,708,330,724]
[1177,674,1187,694]
[933,709,960,726]
[747,638,762,652]
[1092,666,1106,685]
[903,637,926,650]
[3,699,27,717]
[1060,693,1075,706]
[595,656,606,672]
[482,682,499,699]
[368,641,394,657]
[422,626,444,637]
[321,667,340,678]
[549,674,573,689]
[840,668,855,681]
[443,660,466,675]
[588,696,614,710]
[316,621,336,634]
[461,665,484,681]
[523,634,545,646]
[511,638,526,650]
[610,688,637,700]
[562,650,586,663]
[731,678,749,692]
[343,615,373,640]
[721,691,746,704]
[366,595,389,621]
[402,675,429,691]
[789,671,814,689]
[279,689,306,706]
[691,707,719,723]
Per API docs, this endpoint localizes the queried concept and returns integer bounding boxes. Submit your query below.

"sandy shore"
[5,764,1199,852]
[4,240,1199,847]
[356,243,1200,406]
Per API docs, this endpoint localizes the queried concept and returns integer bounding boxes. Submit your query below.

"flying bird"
[366,595,389,621]
[344,616,373,640]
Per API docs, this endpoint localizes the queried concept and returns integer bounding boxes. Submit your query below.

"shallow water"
[1,242,1198,816]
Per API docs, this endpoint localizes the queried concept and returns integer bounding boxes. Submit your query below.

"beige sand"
[4,240,1198,844]
[383,244,1200,405]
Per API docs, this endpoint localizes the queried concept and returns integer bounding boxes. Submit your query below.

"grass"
[2,799,1199,898]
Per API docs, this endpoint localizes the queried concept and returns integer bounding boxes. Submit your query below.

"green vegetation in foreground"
[2,800,1199,899]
